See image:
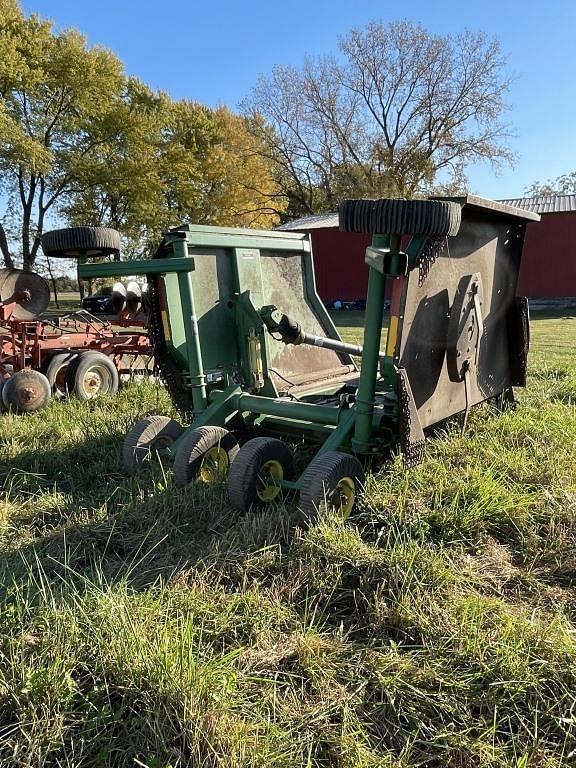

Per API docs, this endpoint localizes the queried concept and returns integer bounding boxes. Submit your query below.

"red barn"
[500,194,576,301]
[279,195,576,304]
[278,212,369,305]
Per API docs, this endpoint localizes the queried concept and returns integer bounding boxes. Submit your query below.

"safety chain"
[416,236,447,287]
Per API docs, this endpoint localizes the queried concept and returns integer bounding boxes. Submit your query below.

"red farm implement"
[0,261,152,413]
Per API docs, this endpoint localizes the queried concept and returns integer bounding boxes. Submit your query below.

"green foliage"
[525,172,576,197]
[0,311,575,766]
[0,6,125,268]
[63,100,284,257]
[0,6,284,267]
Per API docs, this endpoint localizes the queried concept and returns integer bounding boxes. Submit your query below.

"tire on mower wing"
[123,415,184,474]
[41,226,121,258]
[172,426,239,488]
[228,437,294,512]
[299,451,364,522]
[66,351,119,400]
[338,198,461,237]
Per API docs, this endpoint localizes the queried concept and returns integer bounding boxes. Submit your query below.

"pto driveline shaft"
[261,308,387,361]
[297,330,387,362]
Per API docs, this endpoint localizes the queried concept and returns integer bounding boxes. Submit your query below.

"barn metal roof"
[498,194,576,214]
[277,194,542,232]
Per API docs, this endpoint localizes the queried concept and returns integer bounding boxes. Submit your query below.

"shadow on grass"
[0,432,304,596]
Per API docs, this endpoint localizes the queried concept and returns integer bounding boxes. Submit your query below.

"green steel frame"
[79,224,407,491]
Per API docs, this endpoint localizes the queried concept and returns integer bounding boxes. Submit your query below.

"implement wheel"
[44,352,78,398]
[173,426,239,487]
[123,415,183,474]
[228,437,293,512]
[339,198,461,237]
[67,351,119,400]
[299,451,364,522]
[41,226,121,259]
[1,369,51,413]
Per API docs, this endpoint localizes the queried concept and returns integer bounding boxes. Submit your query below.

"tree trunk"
[0,222,15,269]
[45,256,59,309]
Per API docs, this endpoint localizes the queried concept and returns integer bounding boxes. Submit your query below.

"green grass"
[42,293,82,319]
[0,310,575,767]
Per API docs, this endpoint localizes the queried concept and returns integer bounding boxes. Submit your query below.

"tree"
[201,108,284,229]
[59,84,218,258]
[62,99,283,255]
[243,21,513,217]
[525,172,576,197]
[0,2,125,270]
[0,3,284,269]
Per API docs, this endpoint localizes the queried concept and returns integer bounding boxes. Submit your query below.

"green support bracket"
[165,227,311,254]
[167,385,243,455]
[379,235,428,392]
[365,246,408,276]
[352,233,398,454]
[78,257,195,279]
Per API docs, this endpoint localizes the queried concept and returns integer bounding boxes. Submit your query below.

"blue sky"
[22,0,576,200]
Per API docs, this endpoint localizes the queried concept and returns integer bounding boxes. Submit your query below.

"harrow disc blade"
[125,280,142,314]
[1,369,51,412]
[0,268,11,293]
[0,269,50,319]
[112,281,127,313]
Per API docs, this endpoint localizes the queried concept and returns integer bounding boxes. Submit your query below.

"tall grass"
[0,311,575,767]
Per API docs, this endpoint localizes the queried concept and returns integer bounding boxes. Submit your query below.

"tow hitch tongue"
[260,305,387,362]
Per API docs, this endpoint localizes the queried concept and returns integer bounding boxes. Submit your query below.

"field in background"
[0,310,575,767]
[42,292,81,318]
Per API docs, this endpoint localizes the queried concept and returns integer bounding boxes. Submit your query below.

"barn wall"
[307,212,576,302]
[517,212,576,298]
[309,228,371,302]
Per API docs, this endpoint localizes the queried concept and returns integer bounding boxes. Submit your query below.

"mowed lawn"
[0,309,575,767]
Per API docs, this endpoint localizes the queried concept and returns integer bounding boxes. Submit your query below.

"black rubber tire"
[299,451,364,522]
[173,426,239,488]
[44,352,78,398]
[66,351,119,400]
[41,227,121,259]
[1,369,51,413]
[123,415,184,474]
[228,437,294,512]
[0,365,14,408]
[338,198,461,237]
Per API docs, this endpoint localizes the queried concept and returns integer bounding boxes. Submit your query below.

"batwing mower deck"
[75,195,539,520]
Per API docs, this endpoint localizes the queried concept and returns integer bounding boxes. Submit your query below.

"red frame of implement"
[0,302,151,378]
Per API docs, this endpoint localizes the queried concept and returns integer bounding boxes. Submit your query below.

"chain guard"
[416,236,446,286]
[397,367,425,468]
[147,277,193,419]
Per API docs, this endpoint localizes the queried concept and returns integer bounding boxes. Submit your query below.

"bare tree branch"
[243,20,514,216]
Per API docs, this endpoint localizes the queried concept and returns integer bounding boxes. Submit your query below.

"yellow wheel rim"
[331,476,355,518]
[199,445,229,485]
[256,459,283,502]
